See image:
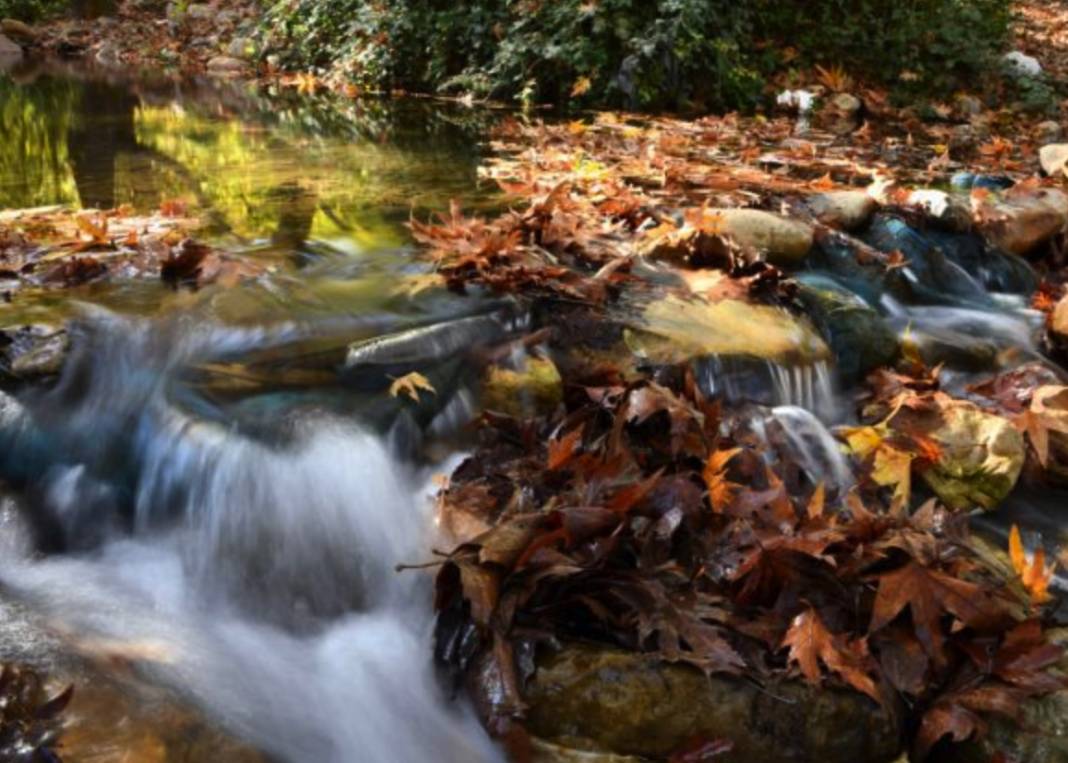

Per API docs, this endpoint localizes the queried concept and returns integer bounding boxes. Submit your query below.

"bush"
[0,0,69,21]
[258,0,1013,111]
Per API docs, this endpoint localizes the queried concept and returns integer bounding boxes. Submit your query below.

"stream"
[1,64,1067,763]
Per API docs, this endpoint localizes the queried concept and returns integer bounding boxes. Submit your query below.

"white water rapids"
[0,314,501,762]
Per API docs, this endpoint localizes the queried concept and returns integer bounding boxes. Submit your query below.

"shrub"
[0,0,72,21]
[258,0,1013,111]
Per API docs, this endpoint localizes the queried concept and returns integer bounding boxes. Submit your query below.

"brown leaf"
[783,608,880,703]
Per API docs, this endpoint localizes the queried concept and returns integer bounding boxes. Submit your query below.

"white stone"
[1003,51,1043,78]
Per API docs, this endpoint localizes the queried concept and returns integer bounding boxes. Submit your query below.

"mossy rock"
[481,356,563,418]
[521,645,903,763]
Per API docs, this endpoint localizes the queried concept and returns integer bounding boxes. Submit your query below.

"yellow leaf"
[571,76,592,98]
[389,372,437,403]
[703,448,742,513]
[1009,524,1027,577]
[872,444,913,505]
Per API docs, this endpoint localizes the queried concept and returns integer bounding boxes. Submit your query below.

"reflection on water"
[0,65,507,762]
[0,62,496,251]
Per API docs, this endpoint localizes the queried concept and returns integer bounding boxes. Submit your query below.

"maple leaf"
[1008,525,1055,605]
[1015,385,1068,467]
[870,562,1006,666]
[782,608,880,703]
[389,372,437,403]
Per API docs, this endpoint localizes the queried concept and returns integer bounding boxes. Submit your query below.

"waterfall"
[0,312,502,763]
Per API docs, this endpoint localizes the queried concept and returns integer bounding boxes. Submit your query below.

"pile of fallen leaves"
[432,362,1066,760]
[0,205,260,294]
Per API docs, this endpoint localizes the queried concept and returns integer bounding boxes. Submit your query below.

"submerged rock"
[0,324,69,384]
[795,274,899,384]
[522,645,903,763]
[918,402,1025,511]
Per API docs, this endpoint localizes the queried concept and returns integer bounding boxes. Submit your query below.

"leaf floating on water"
[389,371,437,403]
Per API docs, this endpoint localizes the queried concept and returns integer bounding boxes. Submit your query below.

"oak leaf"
[389,372,437,403]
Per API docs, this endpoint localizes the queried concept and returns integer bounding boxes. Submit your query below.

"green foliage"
[0,0,67,21]
[258,0,1013,111]
[752,0,1013,94]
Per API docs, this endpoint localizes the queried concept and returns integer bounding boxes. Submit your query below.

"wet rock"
[943,629,1068,762]
[906,190,972,233]
[950,173,1015,192]
[795,274,899,384]
[975,187,1068,256]
[713,208,814,265]
[206,55,248,76]
[625,295,829,367]
[806,191,878,232]
[862,215,992,306]
[917,401,1025,511]
[906,328,1000,373]
[1041,144,1068,178]
[0,19,35,43]
[481,356,562,418]
[0,324,69,383]
[521,645,903,763]
[0,33,22,67]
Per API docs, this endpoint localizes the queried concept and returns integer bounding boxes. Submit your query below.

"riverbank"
[4,4,1068,763]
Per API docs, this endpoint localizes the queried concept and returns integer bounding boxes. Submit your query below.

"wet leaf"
[389,371,437,402]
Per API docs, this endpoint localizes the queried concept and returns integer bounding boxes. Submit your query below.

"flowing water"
[1,62,1068,763]
[0,63,504,762]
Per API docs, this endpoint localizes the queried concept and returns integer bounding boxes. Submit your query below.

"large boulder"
[521,645,903,763]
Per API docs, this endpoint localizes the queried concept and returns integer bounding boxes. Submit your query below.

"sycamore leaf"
[871,562,1003,666]
[783,608,880,703]
[389,372,437,403]
[1016,385,1068,467]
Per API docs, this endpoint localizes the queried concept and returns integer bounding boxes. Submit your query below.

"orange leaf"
[548,426,584,471]
[703,448,741,513]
